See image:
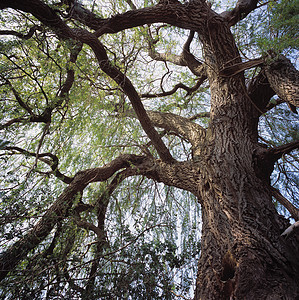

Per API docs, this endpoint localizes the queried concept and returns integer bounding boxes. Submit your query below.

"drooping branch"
[2,77,35,117]
[271,187,299,221]
[3,146,73,184]
[85,168,136,296]
[1,0,176,163]
[220,0,259,27]
[0,40,82,127]
[0,154,147,282]
[0,25,42,39]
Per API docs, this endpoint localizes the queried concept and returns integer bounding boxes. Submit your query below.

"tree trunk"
[194,150,299,299]
[193,15,299,300]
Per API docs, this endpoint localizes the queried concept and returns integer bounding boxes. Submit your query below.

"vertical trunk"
[194,151,299,299]
[194,13,299,300]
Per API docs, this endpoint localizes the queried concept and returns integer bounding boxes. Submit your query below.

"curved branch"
[3,78,35,117]
[0,154,148,282]
[141,79,202,98]
[271,187,299,221]
[220,0,259,27]
[1,0,175,162]
[147,28,206,77]
[74,30,174,163]
[0,25,42,39]
[0,117,27,130]
[3,146,73,184]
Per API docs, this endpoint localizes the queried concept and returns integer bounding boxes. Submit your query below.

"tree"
[0,0,298,299]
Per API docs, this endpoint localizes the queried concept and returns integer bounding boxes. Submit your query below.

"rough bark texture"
[1,1,299,299]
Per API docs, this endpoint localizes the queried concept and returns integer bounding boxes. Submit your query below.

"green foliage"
[0,0,298,298]
[257,0,299,53]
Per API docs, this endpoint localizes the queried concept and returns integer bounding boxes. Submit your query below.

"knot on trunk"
[252,146,275,182]
[221,250,237,281]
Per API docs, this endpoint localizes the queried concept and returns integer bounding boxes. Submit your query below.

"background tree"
[0,0,298,299]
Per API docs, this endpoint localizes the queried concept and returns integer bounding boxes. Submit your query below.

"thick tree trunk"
[194,150,299,299]
[193,14,299,300]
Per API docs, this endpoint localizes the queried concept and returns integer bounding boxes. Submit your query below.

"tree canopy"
[0,0,298,299]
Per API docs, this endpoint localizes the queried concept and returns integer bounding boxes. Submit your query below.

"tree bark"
[1,1,299,299]
[191,8,299,299]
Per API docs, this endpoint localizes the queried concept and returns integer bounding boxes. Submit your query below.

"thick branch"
[220,0,259,27]
[74,30,174,162]
[3,0,211,36]
[0,154,147,282]
[269,141,299,162]
[146,110,205,145]
[265,55,299,108]
[271,188,299,221]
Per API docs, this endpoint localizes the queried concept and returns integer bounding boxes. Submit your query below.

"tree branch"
[3,146,73,184]
[265,55,299,108]
[85,168,135,295]
[188,112,210,121]
[141,79,203,98]
[271,187,299,221]
[73,30,174,163]
[0,117,27,130]
[220,0,259,27]
[0,154,148,282]
[147,28,206,77]
[0,25,42,39]
[269,141,299,162]
[146,110,205,145]
[3,77,35,117]
[1,0,175,162]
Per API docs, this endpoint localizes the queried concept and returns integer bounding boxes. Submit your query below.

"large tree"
[0,0,298,299]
